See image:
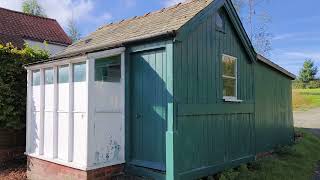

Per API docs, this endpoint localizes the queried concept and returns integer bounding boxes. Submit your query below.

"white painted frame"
[86,47,126,168]
[222,54,242,102]
[25,55,88,169]
[25,47,126,171]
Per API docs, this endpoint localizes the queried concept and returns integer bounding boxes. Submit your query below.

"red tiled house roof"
[0,7,72,47]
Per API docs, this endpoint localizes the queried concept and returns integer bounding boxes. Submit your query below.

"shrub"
[306,80,320,89]
[292,80,306,89]
[0,43,48,129]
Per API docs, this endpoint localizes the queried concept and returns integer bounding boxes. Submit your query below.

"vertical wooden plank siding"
[129,42,170,172]
[255,62,294,153]
[173,7,255,179]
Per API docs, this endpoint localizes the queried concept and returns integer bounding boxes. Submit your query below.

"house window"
[216,11,225,32]
[95,55,121,82]
[32,70,40,86]
[73,63,86,82]
[58,65,69,83]
[44,68,54,84]
[222,54,237,100]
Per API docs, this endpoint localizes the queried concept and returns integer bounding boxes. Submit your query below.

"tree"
[298,59,318,83]
[232,0,272,56]
[22,0,47,17]
[67,17,81,43]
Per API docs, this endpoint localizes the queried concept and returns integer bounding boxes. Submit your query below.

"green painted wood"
[125,164,166,180]
[177,103,254,116]
[165,41,176,180]
[255,62,294,153]
[172,2,256,179]
[129,47,168,171]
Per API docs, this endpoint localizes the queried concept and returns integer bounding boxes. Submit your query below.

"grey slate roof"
[53,0,213,59]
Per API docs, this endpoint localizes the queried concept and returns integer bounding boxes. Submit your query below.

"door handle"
[136,114,142,119]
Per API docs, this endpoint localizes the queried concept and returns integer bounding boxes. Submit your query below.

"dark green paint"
[129,46,168,171]
[123,0,293,179]
[255,62,294,153]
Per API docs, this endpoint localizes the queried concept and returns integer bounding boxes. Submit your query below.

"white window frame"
[222,54,242,102]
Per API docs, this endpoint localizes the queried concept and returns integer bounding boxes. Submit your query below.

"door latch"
[136,114,142,119]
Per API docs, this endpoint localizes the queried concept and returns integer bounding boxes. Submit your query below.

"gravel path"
[294,108,320,134]
[294,108,320,180]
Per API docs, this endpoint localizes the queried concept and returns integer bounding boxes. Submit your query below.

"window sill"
[223,98,243,103]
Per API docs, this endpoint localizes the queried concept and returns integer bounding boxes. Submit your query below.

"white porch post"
[86,58,94,166]
[53,66,58,158]
[26,70,32,154]
[121,51,125,162]
[68,63,74,162]
[39,69,45,155]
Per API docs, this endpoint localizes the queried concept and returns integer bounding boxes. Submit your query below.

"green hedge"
[293,80,320,89]
[0,43,48,129]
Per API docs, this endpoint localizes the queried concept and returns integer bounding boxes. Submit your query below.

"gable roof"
[0,7,72,46]
[53,0,213,59]
[0,33,25,48]
[257,54,296,80]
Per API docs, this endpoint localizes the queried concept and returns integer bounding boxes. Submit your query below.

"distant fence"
[0,129,25,148]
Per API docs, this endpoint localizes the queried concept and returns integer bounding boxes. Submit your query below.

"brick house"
[0,7,71,55]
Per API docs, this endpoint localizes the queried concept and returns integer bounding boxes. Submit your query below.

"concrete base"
[27,156,124,180]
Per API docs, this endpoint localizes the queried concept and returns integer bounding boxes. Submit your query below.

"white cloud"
[0,0,112,30]
[270,49,320,75]
[273,32,320,42]
[121,0,136,8]
[163,0,187,7]
[273,33,296,41]
[0,0,21,11]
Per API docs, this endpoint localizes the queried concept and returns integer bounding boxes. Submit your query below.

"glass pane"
[58,65,69,84]
[73,62,86,82]
[32,70,40,86]
[223,77,236,97]
[223,55,236,77]
[95,55,121,82]
[45,68,53,84]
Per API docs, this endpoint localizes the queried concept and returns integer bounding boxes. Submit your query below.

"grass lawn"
[215,129,320,180]
[292,88,320,111]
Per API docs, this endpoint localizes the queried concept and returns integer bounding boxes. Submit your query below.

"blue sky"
[0,0,320,76]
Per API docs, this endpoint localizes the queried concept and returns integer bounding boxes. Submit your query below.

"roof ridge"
[97,0,204,31]
[0,7,57,22]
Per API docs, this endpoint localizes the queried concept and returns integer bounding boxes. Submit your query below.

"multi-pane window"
[32,70,40,86]
[222,54,237,100]
[95,55,121,82]
[58,65,69,84]
[73,63,86,82]
[45,68,54,84]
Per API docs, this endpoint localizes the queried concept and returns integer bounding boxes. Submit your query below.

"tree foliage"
[298,59,318,83]
[0,43,48,129]
[22,0,47,17]
[67,17,81,43]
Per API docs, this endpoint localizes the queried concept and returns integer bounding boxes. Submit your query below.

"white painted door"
[92,55,124,165]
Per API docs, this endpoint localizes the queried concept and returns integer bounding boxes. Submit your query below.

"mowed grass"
[216,129,320,180]
[292,88,320,111]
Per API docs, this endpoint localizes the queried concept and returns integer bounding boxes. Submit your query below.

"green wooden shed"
[25,0,295,179]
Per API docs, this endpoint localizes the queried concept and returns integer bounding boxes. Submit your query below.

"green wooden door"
[130,49,168,171]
